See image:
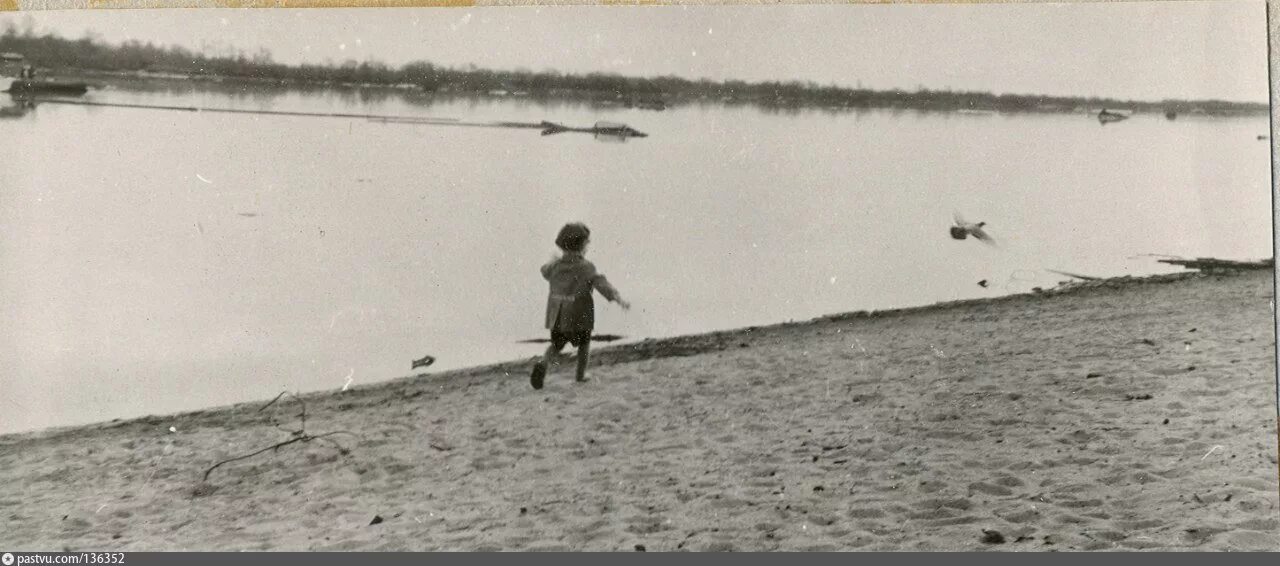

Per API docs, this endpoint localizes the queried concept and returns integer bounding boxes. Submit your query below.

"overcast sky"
[2,2,1268,102]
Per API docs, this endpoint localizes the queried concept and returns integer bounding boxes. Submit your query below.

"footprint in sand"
[968,482,1013,497]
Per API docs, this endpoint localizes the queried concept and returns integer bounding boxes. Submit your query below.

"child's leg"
[575,339,591,382]
[531,340,564,390]
[542,342,562,367]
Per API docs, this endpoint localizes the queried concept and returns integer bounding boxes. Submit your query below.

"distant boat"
[1,53,89,96]
[539,120,648,139]
[1097,108,1130,124]
[5,79,89,97]
[625,98,667,111]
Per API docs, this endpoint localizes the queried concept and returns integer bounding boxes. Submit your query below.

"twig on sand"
[202,431,353,482]
[201,391,354,482]
[1157,257,1274,272]
[1046,269,1101,281]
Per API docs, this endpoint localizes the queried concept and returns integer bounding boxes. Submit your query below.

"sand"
[1,270,1276,551]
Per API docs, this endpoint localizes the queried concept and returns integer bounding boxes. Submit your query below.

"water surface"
[0,85,1270,433]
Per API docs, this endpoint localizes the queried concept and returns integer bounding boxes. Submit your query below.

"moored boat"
[0,53,91,97]
[5,79,90,96]
[539,120,648,139]
[1097,108,1130,124]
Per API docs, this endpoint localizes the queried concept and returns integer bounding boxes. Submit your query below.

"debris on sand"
[1047,269,1101,281]
[981,529,1007,544]
[1157,257,1273,274]
[412,355,436,370]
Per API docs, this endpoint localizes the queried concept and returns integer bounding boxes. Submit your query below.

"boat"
[1,52,91,97]
[1097,108,1130,124]
[591,121,647,138]
[5,79,90,96]
[624,97,667,111]
[539,120,648,139]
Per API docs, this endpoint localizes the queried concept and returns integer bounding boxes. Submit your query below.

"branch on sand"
[201,391,354,483]
[1046,269,1101,281]
[1157,257,1274,273]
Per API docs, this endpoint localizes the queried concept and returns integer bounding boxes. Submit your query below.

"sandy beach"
[1,269,1276,551]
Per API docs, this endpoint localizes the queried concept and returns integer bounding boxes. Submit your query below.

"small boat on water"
[624,98,667,111]
[1097,108,1131,124]
[539,120,648,139]
[1,53,90,97]
[4,79,90,96]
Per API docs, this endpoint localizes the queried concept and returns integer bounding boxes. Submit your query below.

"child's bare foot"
[531,362,547,390]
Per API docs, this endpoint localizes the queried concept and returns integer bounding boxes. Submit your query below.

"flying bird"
[950,213,995,245]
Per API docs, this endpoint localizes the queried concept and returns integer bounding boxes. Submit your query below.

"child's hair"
[555,223,591,252]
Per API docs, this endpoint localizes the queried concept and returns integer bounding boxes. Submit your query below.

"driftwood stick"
[259,391,290,413]
[202,390,354,482]
[260,391,307,435]
[1157,257,1274,271]
[298,395,307,434]
[1046,269,1102,281]
[202,431,352,482]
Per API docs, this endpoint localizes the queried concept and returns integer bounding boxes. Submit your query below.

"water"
[0,85,1270,434]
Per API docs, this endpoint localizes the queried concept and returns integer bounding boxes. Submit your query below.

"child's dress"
[541,252,621,346]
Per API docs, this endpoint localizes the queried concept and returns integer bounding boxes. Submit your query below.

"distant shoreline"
[3,28,1266,117]
[32,67,1271,119]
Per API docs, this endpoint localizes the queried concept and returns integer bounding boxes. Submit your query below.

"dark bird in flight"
[951,213,995,245]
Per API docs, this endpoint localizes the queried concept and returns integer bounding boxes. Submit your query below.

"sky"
[1,2,1269,102]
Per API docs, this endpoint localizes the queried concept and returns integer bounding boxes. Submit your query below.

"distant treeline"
[1,25,1268,115]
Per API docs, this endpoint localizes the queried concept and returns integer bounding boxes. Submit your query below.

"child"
[531,222,630,389]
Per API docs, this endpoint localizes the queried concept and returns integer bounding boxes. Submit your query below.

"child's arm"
[592,274,630,310]
[540,254,560,281]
